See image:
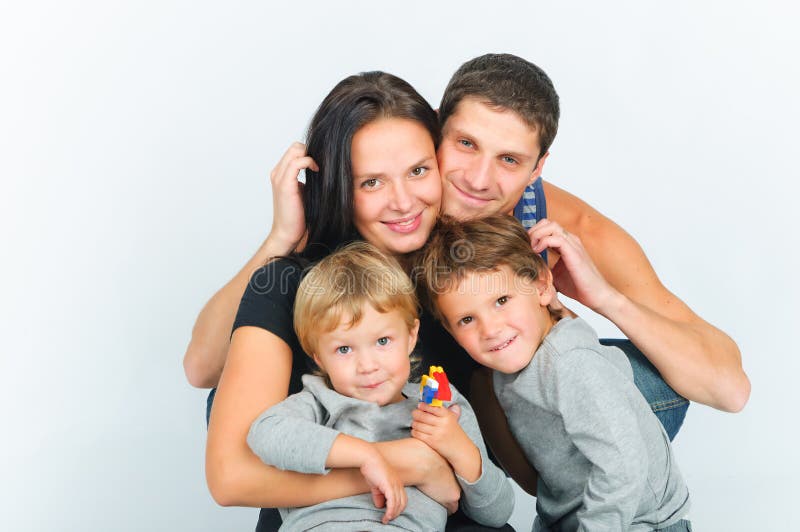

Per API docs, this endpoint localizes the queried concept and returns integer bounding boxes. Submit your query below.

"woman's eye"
[336,346,352,355]
[411,167,427,177]
[496,296,509,306]
[458,316,473,326]
[361,178,379,189]
[376,337,390,346]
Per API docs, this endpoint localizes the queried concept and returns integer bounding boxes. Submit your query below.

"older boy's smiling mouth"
[490,335,517,352]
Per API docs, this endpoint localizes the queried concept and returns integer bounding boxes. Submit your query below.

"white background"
[2,1,798,530]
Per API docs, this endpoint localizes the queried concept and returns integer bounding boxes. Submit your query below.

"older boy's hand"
[412,403,482,482]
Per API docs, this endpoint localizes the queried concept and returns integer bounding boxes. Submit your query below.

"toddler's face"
[313,305,418,405]
[436,265,555,374]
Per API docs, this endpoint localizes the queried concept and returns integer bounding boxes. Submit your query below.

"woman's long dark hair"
[300,71,440,262]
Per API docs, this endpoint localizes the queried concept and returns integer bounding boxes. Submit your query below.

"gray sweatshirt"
[494,317,690,532]
[248,374,514,531]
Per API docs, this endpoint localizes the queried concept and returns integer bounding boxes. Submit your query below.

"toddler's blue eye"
[377,337,390,346]
[337,346,351,355]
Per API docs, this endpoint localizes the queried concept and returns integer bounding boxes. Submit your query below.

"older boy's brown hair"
[412,214,549,324]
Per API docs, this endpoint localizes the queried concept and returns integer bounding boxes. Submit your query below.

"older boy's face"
[436,266,554,374]
[438,98,548,220]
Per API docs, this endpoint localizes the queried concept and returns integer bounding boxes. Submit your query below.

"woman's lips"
[383,212,422,234]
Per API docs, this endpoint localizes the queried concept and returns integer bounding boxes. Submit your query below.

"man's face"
[438,97,548,220]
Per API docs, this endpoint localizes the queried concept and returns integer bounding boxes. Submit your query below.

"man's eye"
[459,139,474,148]
[458,316,473,326]
[496,296,509,306]
[376,337,390,346]
[411,167,427,177]
[502,156,517,165]
[336,346,352,355]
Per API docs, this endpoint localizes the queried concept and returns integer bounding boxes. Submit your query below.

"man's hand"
[359,450,407,524]
[412,403,482,483]
[268,142,318,252]
[528,218,618,314]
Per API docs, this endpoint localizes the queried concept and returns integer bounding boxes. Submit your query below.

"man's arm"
[539,181,750,412]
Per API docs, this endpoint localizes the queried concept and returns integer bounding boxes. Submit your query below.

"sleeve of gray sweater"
[451,387,515,528]
[247,389,340,475]
[553,349,650,531]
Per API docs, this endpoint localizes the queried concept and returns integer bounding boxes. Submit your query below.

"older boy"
[414,214,692,531]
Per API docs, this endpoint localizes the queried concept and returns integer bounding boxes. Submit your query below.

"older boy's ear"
[536,268,556,306]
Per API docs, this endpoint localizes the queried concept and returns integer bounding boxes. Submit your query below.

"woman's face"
[351,118,441,256]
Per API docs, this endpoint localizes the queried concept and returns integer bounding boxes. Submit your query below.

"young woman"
[203,72,500,529]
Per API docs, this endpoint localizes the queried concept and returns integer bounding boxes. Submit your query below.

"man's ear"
[528,151,550,186]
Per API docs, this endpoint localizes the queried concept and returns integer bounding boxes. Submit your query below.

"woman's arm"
[206,325,459,508]
[469,368,539,496]
[183,143,316,389]
[539,181,750,412]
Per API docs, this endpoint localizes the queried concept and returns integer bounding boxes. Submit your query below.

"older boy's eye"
[336,346,352,355]
[458,316,473,326]
[496,296,509,306]
[376,337,390,346]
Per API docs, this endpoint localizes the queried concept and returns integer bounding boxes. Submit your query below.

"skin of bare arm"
[184,143,315,389]
[183,234,295,389]
[540,180,750,412]
[469,368,539,496]
[206,325,460,508]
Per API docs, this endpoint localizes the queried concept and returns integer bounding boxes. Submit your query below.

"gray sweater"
[248,374,514,531]
[494,317,690,532]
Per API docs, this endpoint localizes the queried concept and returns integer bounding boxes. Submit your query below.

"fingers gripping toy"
[419,366,452,407]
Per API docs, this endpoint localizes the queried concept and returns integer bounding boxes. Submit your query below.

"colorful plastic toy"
[419,365,452,407]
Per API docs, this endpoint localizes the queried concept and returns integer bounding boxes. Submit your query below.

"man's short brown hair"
[439,53,560,157]
[412,214,549,324]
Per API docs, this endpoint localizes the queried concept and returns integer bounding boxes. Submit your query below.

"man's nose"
[464,156,493,192]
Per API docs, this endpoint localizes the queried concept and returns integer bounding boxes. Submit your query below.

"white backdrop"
[2,1,798,530]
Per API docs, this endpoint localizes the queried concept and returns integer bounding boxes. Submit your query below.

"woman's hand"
[268,142,318,252]
[528,218,618,313]
[359,450,408,524]
[375,438,461,514]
